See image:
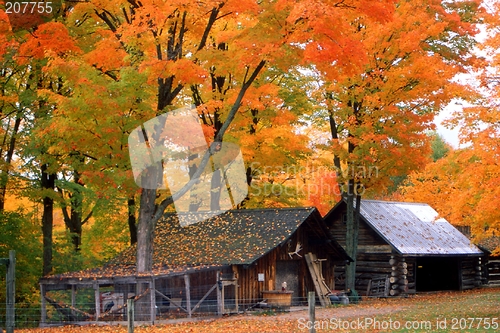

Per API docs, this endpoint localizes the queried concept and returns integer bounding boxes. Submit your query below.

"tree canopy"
[0,0,496,307]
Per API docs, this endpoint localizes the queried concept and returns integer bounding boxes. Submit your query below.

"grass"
[368,288,500,332]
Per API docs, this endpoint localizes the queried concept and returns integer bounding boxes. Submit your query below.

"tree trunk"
[69,199,83,252]
[344,179,361,293]
[135,184,158,320]
[0,111,23,211]
[344,180,355,292]
[60,172,84,252]
[136,188,158,273]
[41,164,56,276]
[128,196,138,245]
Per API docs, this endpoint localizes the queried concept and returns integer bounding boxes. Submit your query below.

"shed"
[39,207,350,325]
[324,200,485,296]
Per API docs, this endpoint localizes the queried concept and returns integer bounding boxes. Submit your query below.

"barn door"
[275,260,299,304]
[416,257,460,291]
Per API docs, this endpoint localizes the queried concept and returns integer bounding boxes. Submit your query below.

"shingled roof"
[113,207,332,266]
[43,207,348,282]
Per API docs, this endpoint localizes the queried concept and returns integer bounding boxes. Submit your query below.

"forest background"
[0,0,499,321]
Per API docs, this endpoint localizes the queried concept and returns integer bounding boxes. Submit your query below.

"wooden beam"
[216,271,222,317]
[192,283,217,314]
[71,285,76,308]
[40,283,47,326]
[150,278,156,324]
[184,274,192,318]
[304,252,331,307]
[154,290,188,313]
[94,283,100,321]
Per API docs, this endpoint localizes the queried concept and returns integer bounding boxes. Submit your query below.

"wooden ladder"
[304,252,331,306]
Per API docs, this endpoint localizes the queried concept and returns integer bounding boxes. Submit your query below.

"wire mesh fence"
[0,303,41,328]
[0,292,399,329]
[0,294,322,328]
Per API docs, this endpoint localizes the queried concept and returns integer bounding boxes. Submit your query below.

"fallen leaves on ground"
[18,287,500,333]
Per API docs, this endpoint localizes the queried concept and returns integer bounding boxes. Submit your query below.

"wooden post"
[216,271,222,317]
[308,291,316,333]
[234,282,238,314]
[127,298,134,333]
[71,285,76,308]
[150,278,156,324]
[94,283,100,321]
[184,274,192,318]
[40,284,47,326]
[6,250,15,333]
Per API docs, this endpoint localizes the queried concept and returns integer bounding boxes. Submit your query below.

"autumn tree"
[226,67,317,209]
[400,1,500,254]
[304,0,480,293]
[67,0,265,275]
[0,2,71,279]
[430,132,451,162]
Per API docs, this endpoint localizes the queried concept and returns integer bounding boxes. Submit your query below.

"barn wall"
[486,256,500,286]
[327,207,397,296]
[460,257,484,290]
[325,209,388,249]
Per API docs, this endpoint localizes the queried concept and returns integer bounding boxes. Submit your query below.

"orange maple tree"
[301,0,481,291]
[399,1,500,254]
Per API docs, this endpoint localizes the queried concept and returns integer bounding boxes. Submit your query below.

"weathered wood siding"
[234,222,340,305]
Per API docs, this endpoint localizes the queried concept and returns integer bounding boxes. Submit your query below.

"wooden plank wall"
[234,224,340,305]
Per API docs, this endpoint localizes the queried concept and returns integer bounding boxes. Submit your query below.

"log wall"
[326,212,387,248]
[460,257,484,290]
[333,252,417,297]
[485,257,500,286]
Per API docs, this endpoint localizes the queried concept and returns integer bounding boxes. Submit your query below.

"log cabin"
[39,207,351,325]
[324,200,486,297]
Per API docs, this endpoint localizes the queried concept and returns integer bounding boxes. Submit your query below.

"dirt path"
[218,301,407,323]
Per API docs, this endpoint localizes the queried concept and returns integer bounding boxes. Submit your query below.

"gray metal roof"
[359,200,483,256]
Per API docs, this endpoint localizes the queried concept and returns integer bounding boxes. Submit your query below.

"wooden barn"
[39,207,350,325]
[324,200,485,297]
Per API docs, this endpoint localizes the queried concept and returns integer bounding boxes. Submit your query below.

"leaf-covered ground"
[19,287,500,333]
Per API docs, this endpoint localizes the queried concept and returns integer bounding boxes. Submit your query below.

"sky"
[435,102,462,148]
